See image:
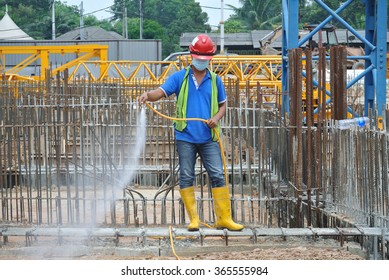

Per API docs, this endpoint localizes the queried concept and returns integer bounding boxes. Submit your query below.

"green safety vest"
[174,66,220,141]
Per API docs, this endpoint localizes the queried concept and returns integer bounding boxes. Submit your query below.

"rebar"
[0,57,388,258]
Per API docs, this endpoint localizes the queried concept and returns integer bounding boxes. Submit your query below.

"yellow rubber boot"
[179,186,200,231]
[212,186,244,231]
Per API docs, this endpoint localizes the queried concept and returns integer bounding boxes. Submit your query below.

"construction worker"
[139,34,243,231]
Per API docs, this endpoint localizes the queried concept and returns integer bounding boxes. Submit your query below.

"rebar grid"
[0,73,388,238]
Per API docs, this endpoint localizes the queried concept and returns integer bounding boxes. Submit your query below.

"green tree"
[53,2,81,38]
[0,0,116,39]
[235,0,282,30]
[1,0,384,52]
[223,20,248,33]
[0,0,53,39]
[110,0,210,56]
[300,0,366,29]
[227,0,369,31]
[0,1,84,39]
[113,18,165,40]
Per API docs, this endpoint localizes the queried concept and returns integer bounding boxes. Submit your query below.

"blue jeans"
[176,140,225,189]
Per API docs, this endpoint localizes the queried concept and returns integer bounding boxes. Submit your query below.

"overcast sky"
[60,0,242,27]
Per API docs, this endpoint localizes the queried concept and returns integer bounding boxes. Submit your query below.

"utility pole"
[124,7,128,39]
[122,1,128,39]
[51,0,55,40]
[80,1,85,40]
[220,0,225,53]
[139,0,143,39]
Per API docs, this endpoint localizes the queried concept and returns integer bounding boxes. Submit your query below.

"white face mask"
[192,58,209,71]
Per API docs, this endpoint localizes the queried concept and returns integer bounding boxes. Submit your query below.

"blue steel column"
[282,0,387,121]
[364,0,387,119]
[281,0,299,116]
[376,0,388,117]
[364,1,375,115]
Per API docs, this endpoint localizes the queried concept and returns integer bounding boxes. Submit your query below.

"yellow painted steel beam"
[52,51,102,78]
[7,53,40,75]
[0,45,108,80]
[0,45,109,55]
[67,55,283,87]
[1,50,285,101]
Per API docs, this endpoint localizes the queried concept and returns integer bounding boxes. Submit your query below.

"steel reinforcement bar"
[1,226,388,259]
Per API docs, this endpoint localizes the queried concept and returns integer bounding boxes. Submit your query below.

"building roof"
[0,11,34,40]
[56,26,125,41]
[181,29,389,51]
[180,31,275,50]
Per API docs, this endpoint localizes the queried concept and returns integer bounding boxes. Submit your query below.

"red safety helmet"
[189,34,216,60]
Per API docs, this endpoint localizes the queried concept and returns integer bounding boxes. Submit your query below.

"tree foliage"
[0,0,115,39]
[110,0,210,56]
[300,0,366,29]
[223,20,248,33]
[227,0,369,31]
[235,0,282,30]
[0,0,385,55]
